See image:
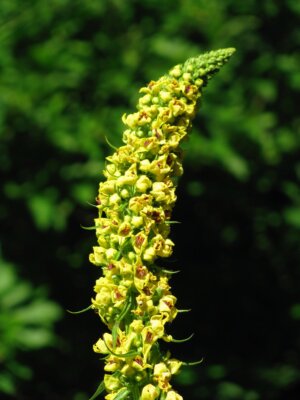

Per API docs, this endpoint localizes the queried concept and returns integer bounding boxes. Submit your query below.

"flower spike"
[87,48,235,399]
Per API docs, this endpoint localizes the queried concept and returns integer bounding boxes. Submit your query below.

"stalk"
[88,48,235,400]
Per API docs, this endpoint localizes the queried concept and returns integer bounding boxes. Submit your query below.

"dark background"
[0,0,300,399]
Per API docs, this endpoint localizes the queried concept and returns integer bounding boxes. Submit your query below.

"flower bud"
[109,193,121,205]
[116,174,137,186]
[169,65,182,78]
[143,246,156,262]
[131,215,143,228]
[136,175,152,192]
[105,163,117,176]
[195,78,204,87]
[139,94,152,105]
[127,251,136,261]
[160,91,172,102]
[183,72,192,81]
[106,248,118,260]
[139,159,151,172]
[120,188,130,198]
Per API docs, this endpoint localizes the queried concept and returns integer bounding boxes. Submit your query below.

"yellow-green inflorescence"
[88,48,235,400]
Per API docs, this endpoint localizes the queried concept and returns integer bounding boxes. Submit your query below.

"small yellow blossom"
[103,374,121,392]
[165,390,184,400]
[141,384,159,400]
[136,175,153,192]
[153,362,172,391]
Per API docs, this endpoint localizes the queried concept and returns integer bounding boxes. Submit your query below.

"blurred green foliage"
[0,0,300,399]
[0,255,62,395]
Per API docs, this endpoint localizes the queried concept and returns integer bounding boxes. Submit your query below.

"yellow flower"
[116,174,137,187]
[104,374,121,392]
[109,193,121,206]
[93,286,111,308]
[104,356,123,372]
[89,246,106,266]
[135,293,157,316]
[153,362,171,391]
[136,175,153,192]
[131,215,144,228]
[141,384,159,400]
[100,180,116,195]
[129,194,152,213]
[143,234,174,262]
[133,232,148,254]
[165,390,183,400]
[130,319,144,333]
[149,315,165,338]
[118,221,131,236]
[150,182,170,203]
[105,247,118,261]
[93,332,113,353]
[158,295,177,313]
[131,355,146,371]
[167,359,182,375]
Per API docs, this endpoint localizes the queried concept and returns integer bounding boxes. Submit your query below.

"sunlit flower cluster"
[89,48,235,399]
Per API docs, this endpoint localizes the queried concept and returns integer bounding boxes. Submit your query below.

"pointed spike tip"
[176,47,236,84]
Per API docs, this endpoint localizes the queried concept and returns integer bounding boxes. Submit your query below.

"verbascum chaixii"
[88,48,235,400]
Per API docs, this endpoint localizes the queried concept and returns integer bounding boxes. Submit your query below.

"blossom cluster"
[89,48,235,399]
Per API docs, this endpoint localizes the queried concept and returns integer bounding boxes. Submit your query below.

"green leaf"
[182,358,204,366]
[217,381,245,398]
[161,269,180,275]
[170,333,194,343]
[89,380,105,400]
[15,328,55,349]
[80,225,98,230]
[103,334,138,358]
[114,388,130,400]
[105,136,118,151]
[67,304,93,315]
[290,303,300,320]
[0,373,16,395]
[112,321,119,349]
[130,384,140,400]
[284,207,300,228]
[14,301,62,324]
[0,282,32,309]
[116,294,132,323]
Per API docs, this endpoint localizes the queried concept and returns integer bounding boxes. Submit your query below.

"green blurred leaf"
[290,303,300,320]
[284,207,300,228]
[0,373,15,395]
[0,256,62,394]
[217,382,244,399]
[258,365,300,388]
